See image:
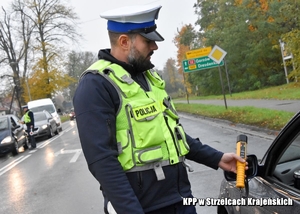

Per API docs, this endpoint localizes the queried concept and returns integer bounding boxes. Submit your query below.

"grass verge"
[176,82,300,100]
[174,103,295,131]
[60,115,70,123]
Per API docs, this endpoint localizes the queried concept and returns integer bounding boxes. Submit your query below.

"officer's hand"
[218,153,248,173]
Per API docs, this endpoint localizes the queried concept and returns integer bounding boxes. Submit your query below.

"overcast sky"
[71,0,198,69]
[1,0,198,70]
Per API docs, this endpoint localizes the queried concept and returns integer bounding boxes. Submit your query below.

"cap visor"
[140,30,164,41]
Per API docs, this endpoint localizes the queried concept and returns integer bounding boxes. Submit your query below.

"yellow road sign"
[186,47,212,59]
[189,64,197,70]
[208,45,227,64]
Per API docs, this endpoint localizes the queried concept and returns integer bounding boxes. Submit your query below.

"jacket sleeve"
[185,133,224,170]
[73,73,144,213]
[28,111,35,126]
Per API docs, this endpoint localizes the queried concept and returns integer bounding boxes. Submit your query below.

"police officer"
[21,105,36,150]
[73,4,246,214]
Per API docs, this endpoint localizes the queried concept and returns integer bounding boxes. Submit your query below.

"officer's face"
[127,34,158,72]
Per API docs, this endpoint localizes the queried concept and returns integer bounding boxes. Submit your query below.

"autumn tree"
[159,58,184,96]
[173,24,196,96]
[191,0,295,94]
[26,57,76,100]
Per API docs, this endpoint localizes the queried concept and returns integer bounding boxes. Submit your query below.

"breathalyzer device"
[236,134,247,188]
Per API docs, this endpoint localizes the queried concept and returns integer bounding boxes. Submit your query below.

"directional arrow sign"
[186,46,212,59]
[182,56,224,73]
[54,149,82,163]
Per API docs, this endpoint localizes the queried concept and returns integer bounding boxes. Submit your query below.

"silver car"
[218,111,300,214]
[33,111,59,139]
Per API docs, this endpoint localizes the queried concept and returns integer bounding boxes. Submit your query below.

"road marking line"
[70,150,82,163]
[62,126,75,133]
[54,149,82,163]
[0,125,76,176]
[0,155,31,177]
[38,138,56,148]
[0,156,25,172]
[37,126,74,149]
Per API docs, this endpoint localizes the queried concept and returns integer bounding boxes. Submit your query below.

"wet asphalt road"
[1,98,296,213]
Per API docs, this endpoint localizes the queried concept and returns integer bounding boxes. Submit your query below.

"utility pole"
[279,39,289,84]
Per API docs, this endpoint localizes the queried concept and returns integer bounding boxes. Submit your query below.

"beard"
[127,46,154,73]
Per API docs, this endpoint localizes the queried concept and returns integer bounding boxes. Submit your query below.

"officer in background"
[21,105,36,150]
[73,4,246,214]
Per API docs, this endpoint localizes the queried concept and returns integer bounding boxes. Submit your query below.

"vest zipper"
[137,171,143,192]
[106,119,114,149]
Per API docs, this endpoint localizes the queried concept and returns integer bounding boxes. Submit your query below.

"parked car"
[0,114,29,155]
[218,111,300,214]
[33,111,59,139]
[69,110,75,120]
[28,98,62,131]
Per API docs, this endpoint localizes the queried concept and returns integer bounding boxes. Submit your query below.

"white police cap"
[100,4,164,41]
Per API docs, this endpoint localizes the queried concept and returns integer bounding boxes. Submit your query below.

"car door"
[10,116,23,144]
[14,115,27,144]
[241,112,300,213]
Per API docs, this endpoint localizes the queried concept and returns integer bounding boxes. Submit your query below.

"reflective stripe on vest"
[87,59,190,179]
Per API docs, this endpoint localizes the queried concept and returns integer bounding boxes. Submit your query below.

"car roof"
[33,110,50,115]
[34,111,45,114]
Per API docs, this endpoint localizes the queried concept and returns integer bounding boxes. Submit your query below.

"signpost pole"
[218,65,227,109]
[224,58,232,97]
[182,73,189,104]
[208,45,228,109]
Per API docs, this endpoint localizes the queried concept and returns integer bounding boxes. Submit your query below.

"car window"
[0,117,8,130]
[34,113,47,121]
[44,111,52,118]
[273,130,300,187]
[278,134,300,164]
[31,104,55,114]
[10,117,17,127]
[11,115,21,126]
[13,115,22,125]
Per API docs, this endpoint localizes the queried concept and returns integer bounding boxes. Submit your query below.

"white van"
[27,98,62,131]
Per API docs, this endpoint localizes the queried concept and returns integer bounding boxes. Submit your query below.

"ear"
[118,34,131,51]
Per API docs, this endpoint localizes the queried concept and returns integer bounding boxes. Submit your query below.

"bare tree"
[0,4,33,114]
[13,0,80,98]
[65,51,97,100]
[0,0,80,112]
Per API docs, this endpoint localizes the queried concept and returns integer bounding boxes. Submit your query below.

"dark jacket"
[73,49,224,213]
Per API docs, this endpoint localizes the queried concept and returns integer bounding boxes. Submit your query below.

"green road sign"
[182,56,224,73]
